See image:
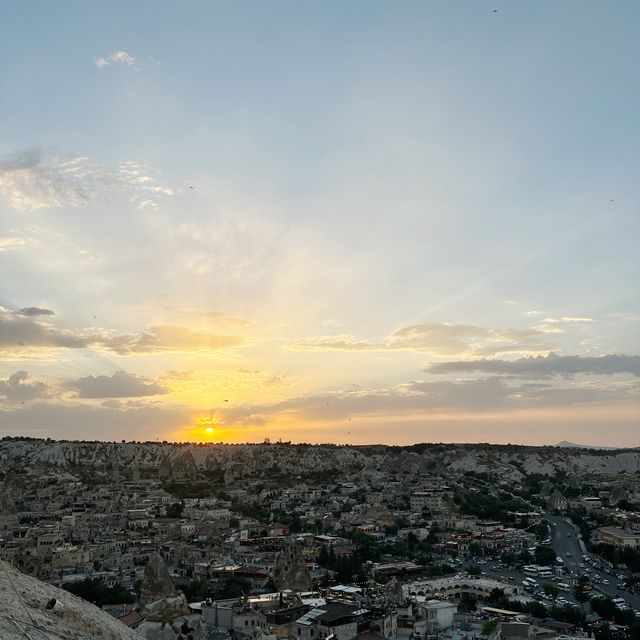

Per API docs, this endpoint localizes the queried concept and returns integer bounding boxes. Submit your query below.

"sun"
[196,415,217,437]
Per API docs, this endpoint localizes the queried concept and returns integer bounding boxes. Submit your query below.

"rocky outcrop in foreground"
[0,560,138,640]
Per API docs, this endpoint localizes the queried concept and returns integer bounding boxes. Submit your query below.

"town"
[1,438,640,640]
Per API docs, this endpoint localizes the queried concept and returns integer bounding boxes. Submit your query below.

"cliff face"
[0,560,139,640]
[1,438,639,480]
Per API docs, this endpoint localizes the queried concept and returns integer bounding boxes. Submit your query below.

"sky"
[0,1,638,447]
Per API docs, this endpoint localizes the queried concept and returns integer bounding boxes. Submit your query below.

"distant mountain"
[553,440,618,450]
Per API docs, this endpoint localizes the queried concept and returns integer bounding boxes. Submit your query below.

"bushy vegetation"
[590,542,640,573]
[456,489,530,523]
[63,577,133,606]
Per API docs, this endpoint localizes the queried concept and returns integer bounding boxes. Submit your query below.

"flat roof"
[480,606,521,617]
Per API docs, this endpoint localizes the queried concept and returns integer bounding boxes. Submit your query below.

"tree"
[469,542,482,557]
[534,546,556,566]
[222,577,251,598]
[459,593,477,612]
[166,502,184,518]
[574,576,590,608]
[535,521,549,541]
[63,578,134,606]
[590,596,617,621]
[318,545,329,568]
[468,565,482,576]
[482,621,498,636]
[543,582,558,600]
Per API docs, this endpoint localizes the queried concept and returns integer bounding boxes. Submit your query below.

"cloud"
[534,316,594,334]
[544,316,594,324]
[0,402,188,440]
[110,51,135,65]
[16,307,55,317]
[0,148,173,212]
[99,325,245,355]
[0,371,49,403]
[427,353,640,378]
[0,309,245,357]
[289,322,550,357]
[0,237,26,251]
[215,373,638,426]
[93,51,136,68]
[0,307,89,352]
[65,370,168,398]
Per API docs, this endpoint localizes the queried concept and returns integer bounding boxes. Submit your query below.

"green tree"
[166,502,184,518]
[543,582,558,600]
[535,521,550,541]
[458,593,477,612]
[482,621,498,636]
[574,576,590,608]
[63,578,134,606]
[318,545,329,567]
[222,576,251,598]
[534,546,556,566]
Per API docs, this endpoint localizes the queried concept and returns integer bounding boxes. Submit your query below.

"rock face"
[0,484,19,535]
[140,553,178,607]
[0,560,139,640]
[272,539,312,592]
[137,614,207,640]
[142,593,189,619]
[1,439,640,482]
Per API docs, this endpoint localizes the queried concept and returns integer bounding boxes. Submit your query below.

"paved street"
[545,513,640,612]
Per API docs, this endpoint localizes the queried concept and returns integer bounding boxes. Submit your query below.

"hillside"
[1,438,639,482]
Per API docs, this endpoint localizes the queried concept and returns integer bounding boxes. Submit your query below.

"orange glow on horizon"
[160,401,640,447]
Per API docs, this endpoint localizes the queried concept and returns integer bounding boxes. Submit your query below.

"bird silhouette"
[493,9,499,12]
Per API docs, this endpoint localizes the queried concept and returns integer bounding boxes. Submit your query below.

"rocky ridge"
[1,438,639,481]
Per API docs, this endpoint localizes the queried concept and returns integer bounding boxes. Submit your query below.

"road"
[545,513,640,613]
